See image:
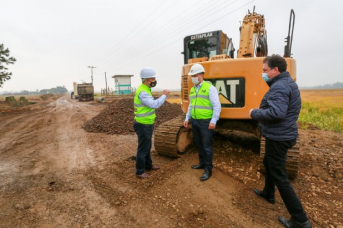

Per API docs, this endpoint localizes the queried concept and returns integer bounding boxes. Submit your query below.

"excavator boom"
[237,9,267,58]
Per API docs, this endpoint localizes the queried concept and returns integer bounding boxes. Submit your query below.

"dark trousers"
[133,121,154,175]
[191,119,213,171]
[263,138,308,223]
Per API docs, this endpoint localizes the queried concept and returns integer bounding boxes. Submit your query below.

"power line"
[121,0,240,63]
[97,0,218,67]
[109,0,243,68]
[109,0,255,73]
[96,0,186,68]
[93,0,169,64]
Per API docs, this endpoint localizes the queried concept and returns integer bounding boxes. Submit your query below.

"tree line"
[2,86,68,96]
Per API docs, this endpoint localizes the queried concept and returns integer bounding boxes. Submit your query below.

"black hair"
[263,54,287,73]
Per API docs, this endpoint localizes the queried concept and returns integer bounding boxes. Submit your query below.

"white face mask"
[191,77,199,85]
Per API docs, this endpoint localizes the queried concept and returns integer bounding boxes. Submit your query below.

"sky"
[1,0,342,93]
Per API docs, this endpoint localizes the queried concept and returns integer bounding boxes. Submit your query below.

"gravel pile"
[82,98,183,135]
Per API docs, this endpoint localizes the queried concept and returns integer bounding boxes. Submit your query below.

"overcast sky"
[1,0,342,92]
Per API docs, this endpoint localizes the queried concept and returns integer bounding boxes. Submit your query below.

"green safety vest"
[134,84,156,124]
[190,82,213,119]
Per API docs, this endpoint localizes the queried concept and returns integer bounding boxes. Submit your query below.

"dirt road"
[0,95,342,228]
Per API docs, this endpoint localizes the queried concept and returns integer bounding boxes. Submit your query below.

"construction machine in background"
[72,82,79,99]
[154,8,299,179]
[77,83,94,102]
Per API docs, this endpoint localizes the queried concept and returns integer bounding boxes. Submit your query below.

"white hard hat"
[140,67,158,79]
[188,63,205,76]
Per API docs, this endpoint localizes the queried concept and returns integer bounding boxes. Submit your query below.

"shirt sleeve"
[185,103,192,122]
[185,86,196,122]
[209,85,221,124]
[139,91,166,109]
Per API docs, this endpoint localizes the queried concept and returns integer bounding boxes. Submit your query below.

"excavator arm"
[237,7,268,58]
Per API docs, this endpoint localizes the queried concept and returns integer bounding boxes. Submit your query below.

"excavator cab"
[183,30,235,64]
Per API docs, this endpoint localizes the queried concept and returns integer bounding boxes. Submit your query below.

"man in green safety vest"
[133,67,170,179]
[184,63,221,181]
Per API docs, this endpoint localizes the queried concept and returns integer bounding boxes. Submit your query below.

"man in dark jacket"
[250,55,312,228]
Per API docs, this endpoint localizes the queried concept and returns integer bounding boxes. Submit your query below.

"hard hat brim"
[188,72,204,76]
[142,74,157,79]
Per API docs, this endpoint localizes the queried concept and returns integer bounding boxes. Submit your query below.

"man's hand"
[208,123,216,129]
[249,109,254,116]
[163,89,170,96]
[184,121,189,128]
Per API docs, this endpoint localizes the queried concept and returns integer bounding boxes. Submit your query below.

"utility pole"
[88,66,96,85]
[105,72,108,96]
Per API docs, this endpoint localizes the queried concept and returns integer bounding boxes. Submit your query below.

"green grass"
[299,101,343,133]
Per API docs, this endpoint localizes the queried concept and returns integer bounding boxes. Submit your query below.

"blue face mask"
[262,73,270,82]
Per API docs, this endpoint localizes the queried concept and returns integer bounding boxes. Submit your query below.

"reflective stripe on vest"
[135,110,156,117]
[190,82,213,119]
[134,84,156,124]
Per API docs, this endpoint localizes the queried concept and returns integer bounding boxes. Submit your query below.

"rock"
[14,204,26,210]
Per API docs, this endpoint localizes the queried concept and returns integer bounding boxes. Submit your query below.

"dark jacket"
[251,71,301,141]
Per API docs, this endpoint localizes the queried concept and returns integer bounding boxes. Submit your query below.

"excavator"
[154,7,298,179]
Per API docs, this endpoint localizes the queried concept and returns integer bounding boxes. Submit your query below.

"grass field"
[166,89,343,133]
[299,90,343,133]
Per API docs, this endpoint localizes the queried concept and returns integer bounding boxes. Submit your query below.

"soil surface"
[82,98,183,135]
[0,94,342,228]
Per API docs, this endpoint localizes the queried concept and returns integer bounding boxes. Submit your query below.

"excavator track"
[154,114,193,158]
[259,137,300,179]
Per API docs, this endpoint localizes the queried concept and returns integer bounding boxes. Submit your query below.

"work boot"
[136,173,149,179]
[200,170,212,181]
[191,163,204,169]
[253,188,275,204]
[278,217,312,228]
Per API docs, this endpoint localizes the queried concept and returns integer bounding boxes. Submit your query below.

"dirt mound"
[40,94,54,100]
[5,96,18,106]
[18,97,29,105]
[82,98,183,135]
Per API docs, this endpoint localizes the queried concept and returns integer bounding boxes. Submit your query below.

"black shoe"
[278,217,312,228]
[253,188,275,204]
[191,164,204,169]
[200,170,212,181]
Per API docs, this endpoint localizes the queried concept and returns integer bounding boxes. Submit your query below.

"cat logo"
[207,78,245,107]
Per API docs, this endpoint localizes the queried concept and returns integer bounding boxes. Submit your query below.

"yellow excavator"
[155,8,298,179]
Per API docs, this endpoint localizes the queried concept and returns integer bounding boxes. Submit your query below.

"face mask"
[150,80,157,87]
[262,73,270,82]
[191,77,199,85]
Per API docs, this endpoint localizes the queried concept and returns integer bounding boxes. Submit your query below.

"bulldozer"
[154,8,299,179]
